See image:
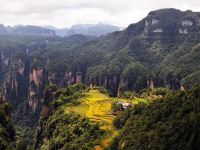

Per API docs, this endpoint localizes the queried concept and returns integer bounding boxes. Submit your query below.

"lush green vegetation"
[65,87,148,149]
[34,85,105,150]
[0,8,200,150]
[0,103,15,150]
[66,89,118,149]
[35,111,103,150]
[112,85,200,150]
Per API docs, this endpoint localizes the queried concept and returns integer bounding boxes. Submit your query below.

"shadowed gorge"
[0,8,200,150]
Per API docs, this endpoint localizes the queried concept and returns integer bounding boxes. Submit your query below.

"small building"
[117,102,132,110]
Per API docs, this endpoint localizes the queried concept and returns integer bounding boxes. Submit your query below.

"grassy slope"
[65,89,146,149]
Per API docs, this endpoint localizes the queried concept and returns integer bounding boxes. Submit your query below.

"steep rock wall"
[28,68,44,111]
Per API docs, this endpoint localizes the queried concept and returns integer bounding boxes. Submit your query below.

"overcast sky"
[0,0,199,28]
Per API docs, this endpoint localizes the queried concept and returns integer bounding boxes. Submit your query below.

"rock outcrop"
[28,68,44,111]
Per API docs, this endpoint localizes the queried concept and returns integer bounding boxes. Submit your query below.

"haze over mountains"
[0,7,199,116]
[0,24,56,36]
[1,7,200,115]
[45,23,122,37]
[1,8,200,150]
[0,23,121,37]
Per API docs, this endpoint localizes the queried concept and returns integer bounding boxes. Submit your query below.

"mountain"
[0,8,200,149]
[0,8,200,111]
[1,23,120,39]
[0,24,55,36]
[77,8,200,95]
[46,23,121,37]
[112,85,200,149]
[43,25,69,37]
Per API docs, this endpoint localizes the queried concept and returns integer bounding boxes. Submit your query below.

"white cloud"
[0,0,199,28]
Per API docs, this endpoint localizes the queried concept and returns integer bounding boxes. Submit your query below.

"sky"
[0,0,199,28]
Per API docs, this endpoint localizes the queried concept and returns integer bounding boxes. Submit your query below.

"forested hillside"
[0,103,15,149]
[1,9,200,113]
[112,85,200,150]
[0,8,200,149]
[34,84,104,150]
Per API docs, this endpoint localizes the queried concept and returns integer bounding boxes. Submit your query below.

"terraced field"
[65,89,147,149]
[65,90,116,149]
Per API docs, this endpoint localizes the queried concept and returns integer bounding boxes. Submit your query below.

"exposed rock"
[152,19,159,25]
[89,83,93,88]
[180,85,185,91]
[17,59,25,75]
[4,58,9,66]
[75,72,82,84]
[144,21,149,33]
[182,20,193,26]
[179,28,188,34]
[28,68,44,111]
[65,71,74,85]
[29,68,43,87]
[153,28,163,33]
[147,79,154,89]
[28,85,39,112]
[48,72,56,85]
[29,88,36,97]
[145,20,149,27]
[18,65,25,75]
[41,106,51,117]
[150,79,154,89]
[15,80,18,97]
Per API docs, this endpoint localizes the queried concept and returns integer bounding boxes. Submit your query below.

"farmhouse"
[117,102,132,109]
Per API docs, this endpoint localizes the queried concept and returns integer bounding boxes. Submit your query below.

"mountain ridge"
[0,8,200,149]
[0,24,56,36]
[45,23,121,37]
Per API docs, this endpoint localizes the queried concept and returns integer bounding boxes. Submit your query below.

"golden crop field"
[65,89,146,149]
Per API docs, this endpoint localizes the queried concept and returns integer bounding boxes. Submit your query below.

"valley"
[0,7,200,150]
[65,89,146,149]
[66,89,117,149]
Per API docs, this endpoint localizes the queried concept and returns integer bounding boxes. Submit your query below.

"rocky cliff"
[1,8,200,113]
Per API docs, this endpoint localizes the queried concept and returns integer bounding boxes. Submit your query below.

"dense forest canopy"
[112,85,200,150]
[0,8,200,150]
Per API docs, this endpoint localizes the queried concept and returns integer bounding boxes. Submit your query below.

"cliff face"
[84,9,200,93]
[1,59,85,112]
[47,70,75,87]
[28,68,44,111]
[1,51,29,109]
[1,8,200,113]
[0,35,90,113]
[1,9,200,149]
